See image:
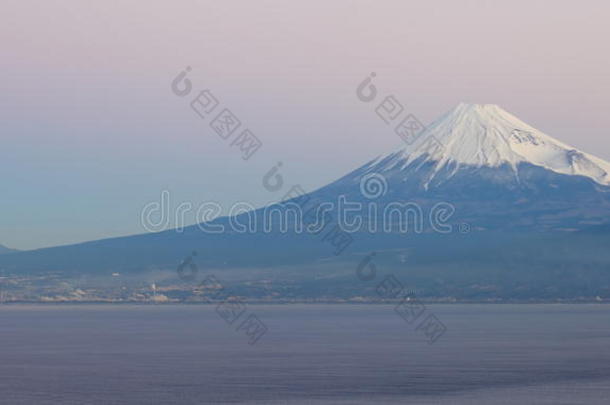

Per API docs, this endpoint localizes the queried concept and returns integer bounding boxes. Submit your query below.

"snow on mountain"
[372,103,610,187]
[2,104,610,277]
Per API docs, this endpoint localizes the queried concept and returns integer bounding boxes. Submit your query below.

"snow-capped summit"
[378,103,610,186]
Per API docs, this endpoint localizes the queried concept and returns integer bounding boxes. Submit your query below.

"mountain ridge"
[1,103,610,302]
[0,244,18,255]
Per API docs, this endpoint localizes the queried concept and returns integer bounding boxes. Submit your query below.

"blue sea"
[1,304,609,404]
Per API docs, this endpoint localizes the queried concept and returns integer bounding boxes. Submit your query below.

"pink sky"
[1,0,609,249]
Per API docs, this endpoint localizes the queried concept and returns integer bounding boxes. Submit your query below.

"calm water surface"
[0,304,609,404]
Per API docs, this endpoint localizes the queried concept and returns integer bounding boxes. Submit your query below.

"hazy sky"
[1,0,609,250]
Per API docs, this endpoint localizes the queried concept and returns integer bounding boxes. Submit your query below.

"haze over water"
[1,304,609,404]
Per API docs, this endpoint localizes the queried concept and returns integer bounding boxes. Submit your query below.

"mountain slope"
[1,103,610,300]
[0,244,17,255]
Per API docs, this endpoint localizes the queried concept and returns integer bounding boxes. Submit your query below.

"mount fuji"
[330,103,610,232]
[375,103,610,187]
[2,103,610,300]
